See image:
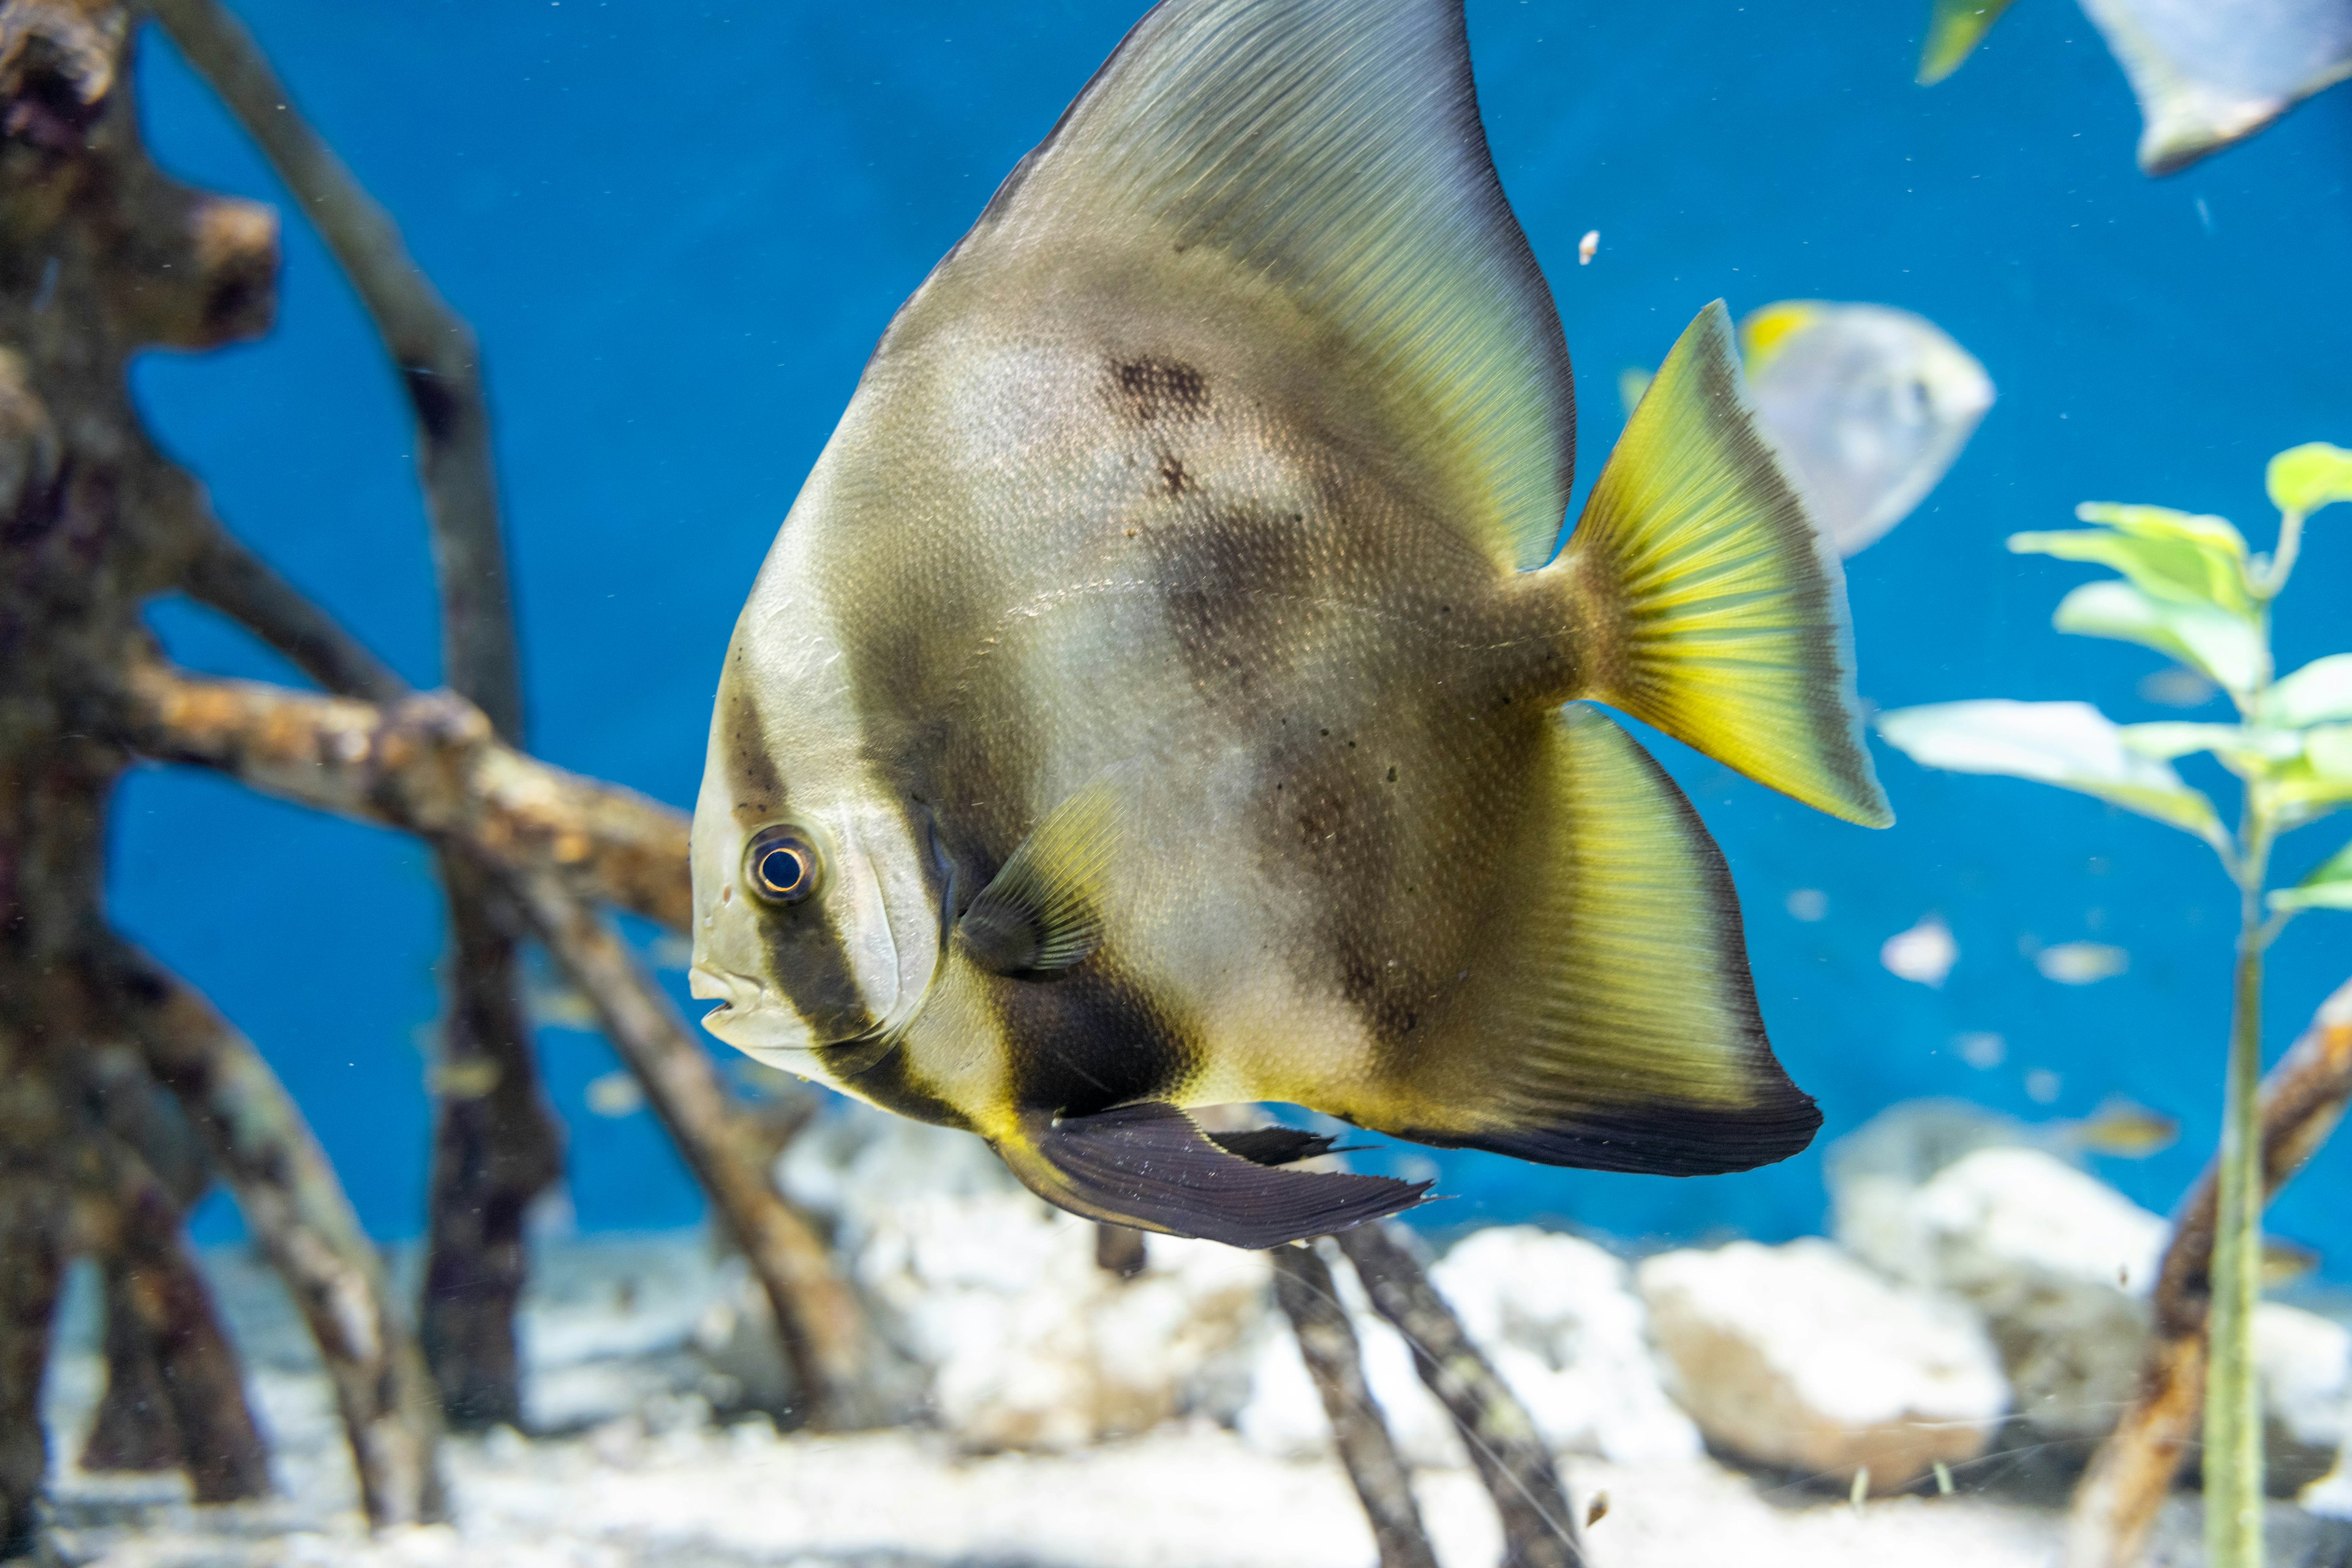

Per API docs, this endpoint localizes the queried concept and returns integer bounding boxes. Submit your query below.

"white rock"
[776,1099,1270,1450]
[1838,1139,2166,1440]
[1430,1227,1702,1464]
[2257,1301,2352,1493]
[1238,1227,1699,1469]
[1637,1238,2007,1491]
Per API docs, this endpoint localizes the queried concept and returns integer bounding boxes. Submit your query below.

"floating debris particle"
[1578,228,1599,265]
[2036,941,2129,984]
[586,1071,646,1118]
[1882,914,1958,987]
[1955,1031,2005,1069]
[431,1058,502,1100]
[1934,1458,1954,1496]
[2139,666,2216,708]
[528,978,601,1031]
[1585,1490,1610,1528]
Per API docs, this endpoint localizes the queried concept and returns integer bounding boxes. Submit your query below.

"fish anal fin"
[994,1103,1426,1249]
[1561,300,1893,827]
[930,0,1575,571]
[957,768,1129,974]
[1353,704,1822,1176]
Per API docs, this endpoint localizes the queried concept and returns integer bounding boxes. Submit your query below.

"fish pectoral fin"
[956,767,1132,975]
[993,1103,1427,1250]
[1562,300,1894,828]
[1357,703,1822,1177]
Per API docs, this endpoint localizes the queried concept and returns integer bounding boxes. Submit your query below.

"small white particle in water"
[1956,1031,2006,1070]
[586,1072,646,1118]
[1785,888,1828,922]
[1881,914,1958,987]
[1578,230,1599,265]
[2026,1068,2063,1104]
[2037,941,2129,984]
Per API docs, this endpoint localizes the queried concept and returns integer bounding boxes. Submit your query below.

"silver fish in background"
[688,0,1891,1248]
[1920,0,2352,175]
[1621,303,1992,559]
[2077,0,2352,175]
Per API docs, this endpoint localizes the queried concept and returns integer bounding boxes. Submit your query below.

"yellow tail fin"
[1562,301,1893,827]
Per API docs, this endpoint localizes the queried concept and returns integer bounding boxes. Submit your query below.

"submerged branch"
[0,1183,64,1561]
[149,0,522,741]
[2066,976,2352,1568]
[93,939,447,1526]
[76,1143,271,1501]
[178,519,407,703]
[1271,1242,1441,1568]
[118,661,692,932]
[1334,1222,1585,1568]
[507,871,873,1427]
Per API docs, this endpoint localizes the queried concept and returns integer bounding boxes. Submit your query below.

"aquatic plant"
[1879,442,2352,1567]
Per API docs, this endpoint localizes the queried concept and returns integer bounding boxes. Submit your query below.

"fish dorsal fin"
[957,768,1131,974]
[949,0,1575,571]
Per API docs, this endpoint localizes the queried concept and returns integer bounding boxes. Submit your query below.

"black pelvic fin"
[995,1102,1426,1250]
[1208,1125,1341,1167]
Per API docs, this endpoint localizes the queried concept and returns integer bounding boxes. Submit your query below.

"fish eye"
[743,825,822,906]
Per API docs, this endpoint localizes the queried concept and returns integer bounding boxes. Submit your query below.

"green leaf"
[2120,722,2299,774]
[2259,654,2352,729]
[2011,503,2256,614]
[2266,443,2352,518]
[1878,699,2228,849]
[2271,839,2352,913]
[2052,580,2271,693]
[1918,0,2021,84]
[2266,726,2352,829]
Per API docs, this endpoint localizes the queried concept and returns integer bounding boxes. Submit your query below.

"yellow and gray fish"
[2052,1096,2179,1158]
[687,0,1891,1248]
[2262,1237,2321,1289]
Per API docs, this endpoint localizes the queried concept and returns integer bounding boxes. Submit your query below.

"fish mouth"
[688,963,820,1054]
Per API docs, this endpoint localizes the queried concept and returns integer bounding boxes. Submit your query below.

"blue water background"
[122,2,2351,1258]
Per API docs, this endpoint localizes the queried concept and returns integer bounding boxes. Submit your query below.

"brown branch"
[148,0,521,741]
[92,938,446,1525]
[0,1179,64,1561]
[141,8,560,1434]
[2066,976,2352,1568]
[1334,1223,1585,1568]
[507,870,873,1427]
[74,1140,270,1501]
[118,660,692,932]
[418,853,561,1430]
[178,518,406,703]
[1272,1243,1441,1568]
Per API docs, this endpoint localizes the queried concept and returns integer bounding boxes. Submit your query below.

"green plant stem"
[2205,835,2271,1568]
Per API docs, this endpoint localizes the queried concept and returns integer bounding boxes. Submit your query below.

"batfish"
[688,0,1894,1250]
